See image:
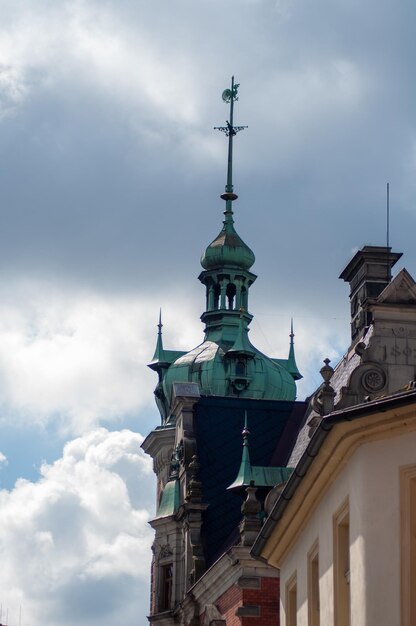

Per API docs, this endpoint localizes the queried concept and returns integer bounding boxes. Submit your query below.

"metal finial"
[242,411,250,442]
[158,308,163,333]
[214,77,247,217]
[290,317,294,342]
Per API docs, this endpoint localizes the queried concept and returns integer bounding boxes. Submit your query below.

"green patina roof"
[227,315,256,357]
[155,478,181,518]
[200,209,255,271]
[228,465,293,490]
[162,340,296,403]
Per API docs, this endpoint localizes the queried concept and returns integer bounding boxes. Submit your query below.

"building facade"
[252,246,416,626]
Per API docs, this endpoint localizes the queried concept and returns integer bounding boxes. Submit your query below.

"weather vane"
[214,76,247,200]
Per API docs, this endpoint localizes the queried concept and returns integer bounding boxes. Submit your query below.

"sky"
[1,0,416,624]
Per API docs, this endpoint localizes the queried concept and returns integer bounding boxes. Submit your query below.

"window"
[160,563,173,611]
[334,501,350,626]
[226,282,236,310]
[213,284,220,310]
[308,541,320,626]
[400,465,416,626]
[286,572,297,626]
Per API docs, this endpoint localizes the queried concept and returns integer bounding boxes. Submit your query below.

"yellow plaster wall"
[279,428,416,626]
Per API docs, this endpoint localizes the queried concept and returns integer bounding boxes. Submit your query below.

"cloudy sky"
[0,0,416,624]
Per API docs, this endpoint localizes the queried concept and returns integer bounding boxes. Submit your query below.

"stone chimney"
[339,246,402,343]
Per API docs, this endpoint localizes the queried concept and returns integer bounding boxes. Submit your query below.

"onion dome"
[200,206,255,271]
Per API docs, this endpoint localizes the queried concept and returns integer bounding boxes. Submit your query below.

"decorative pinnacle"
[320,358,334,385]
[214,76,247,221]
[149,308,166,367]
[287,318,303,381]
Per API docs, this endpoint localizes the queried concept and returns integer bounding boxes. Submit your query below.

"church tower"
[142,79,306,625]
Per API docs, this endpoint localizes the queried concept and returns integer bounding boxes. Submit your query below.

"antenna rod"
[387,182,390,249]
[386,182,391,282]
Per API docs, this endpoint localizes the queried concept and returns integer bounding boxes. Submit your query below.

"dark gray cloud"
[1,0,415,305]
[0,1,416,623]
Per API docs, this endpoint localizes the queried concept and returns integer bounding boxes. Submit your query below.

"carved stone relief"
[158,543,173,561]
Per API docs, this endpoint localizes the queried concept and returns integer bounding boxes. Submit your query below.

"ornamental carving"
[158,544,173,561]
[361,369,386,392]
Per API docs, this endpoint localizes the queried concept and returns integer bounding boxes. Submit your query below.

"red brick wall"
[217,583,243,626]
[242,577,280,626]
[195,576,280,626]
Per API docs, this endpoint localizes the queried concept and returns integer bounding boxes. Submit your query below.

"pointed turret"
[287,319,302,381]
[228,414,294,492]
[148,310,169,371]
[147,312,187,423]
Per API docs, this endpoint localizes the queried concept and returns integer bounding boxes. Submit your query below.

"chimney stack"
[339,246,402,342]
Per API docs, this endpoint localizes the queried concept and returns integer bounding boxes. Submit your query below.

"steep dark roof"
[195,396,307,566]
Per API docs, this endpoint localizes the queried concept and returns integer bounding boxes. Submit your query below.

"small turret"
[228,413,293,492]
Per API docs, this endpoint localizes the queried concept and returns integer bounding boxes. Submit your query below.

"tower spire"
[214,76,247,223]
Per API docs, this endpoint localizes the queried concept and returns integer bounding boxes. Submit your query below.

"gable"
[377,268,416,304]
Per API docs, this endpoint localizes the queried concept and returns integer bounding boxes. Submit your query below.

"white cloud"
[0,275,349,432]
[0,428,154,626]
[251,307,349,399]
[0,452,8,467]
[0,279,201,434]
[0,1,198,128]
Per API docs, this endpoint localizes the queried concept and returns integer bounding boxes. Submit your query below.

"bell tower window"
[213,284,220,310]
[241,286,247,309]
[226,283,236,310]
